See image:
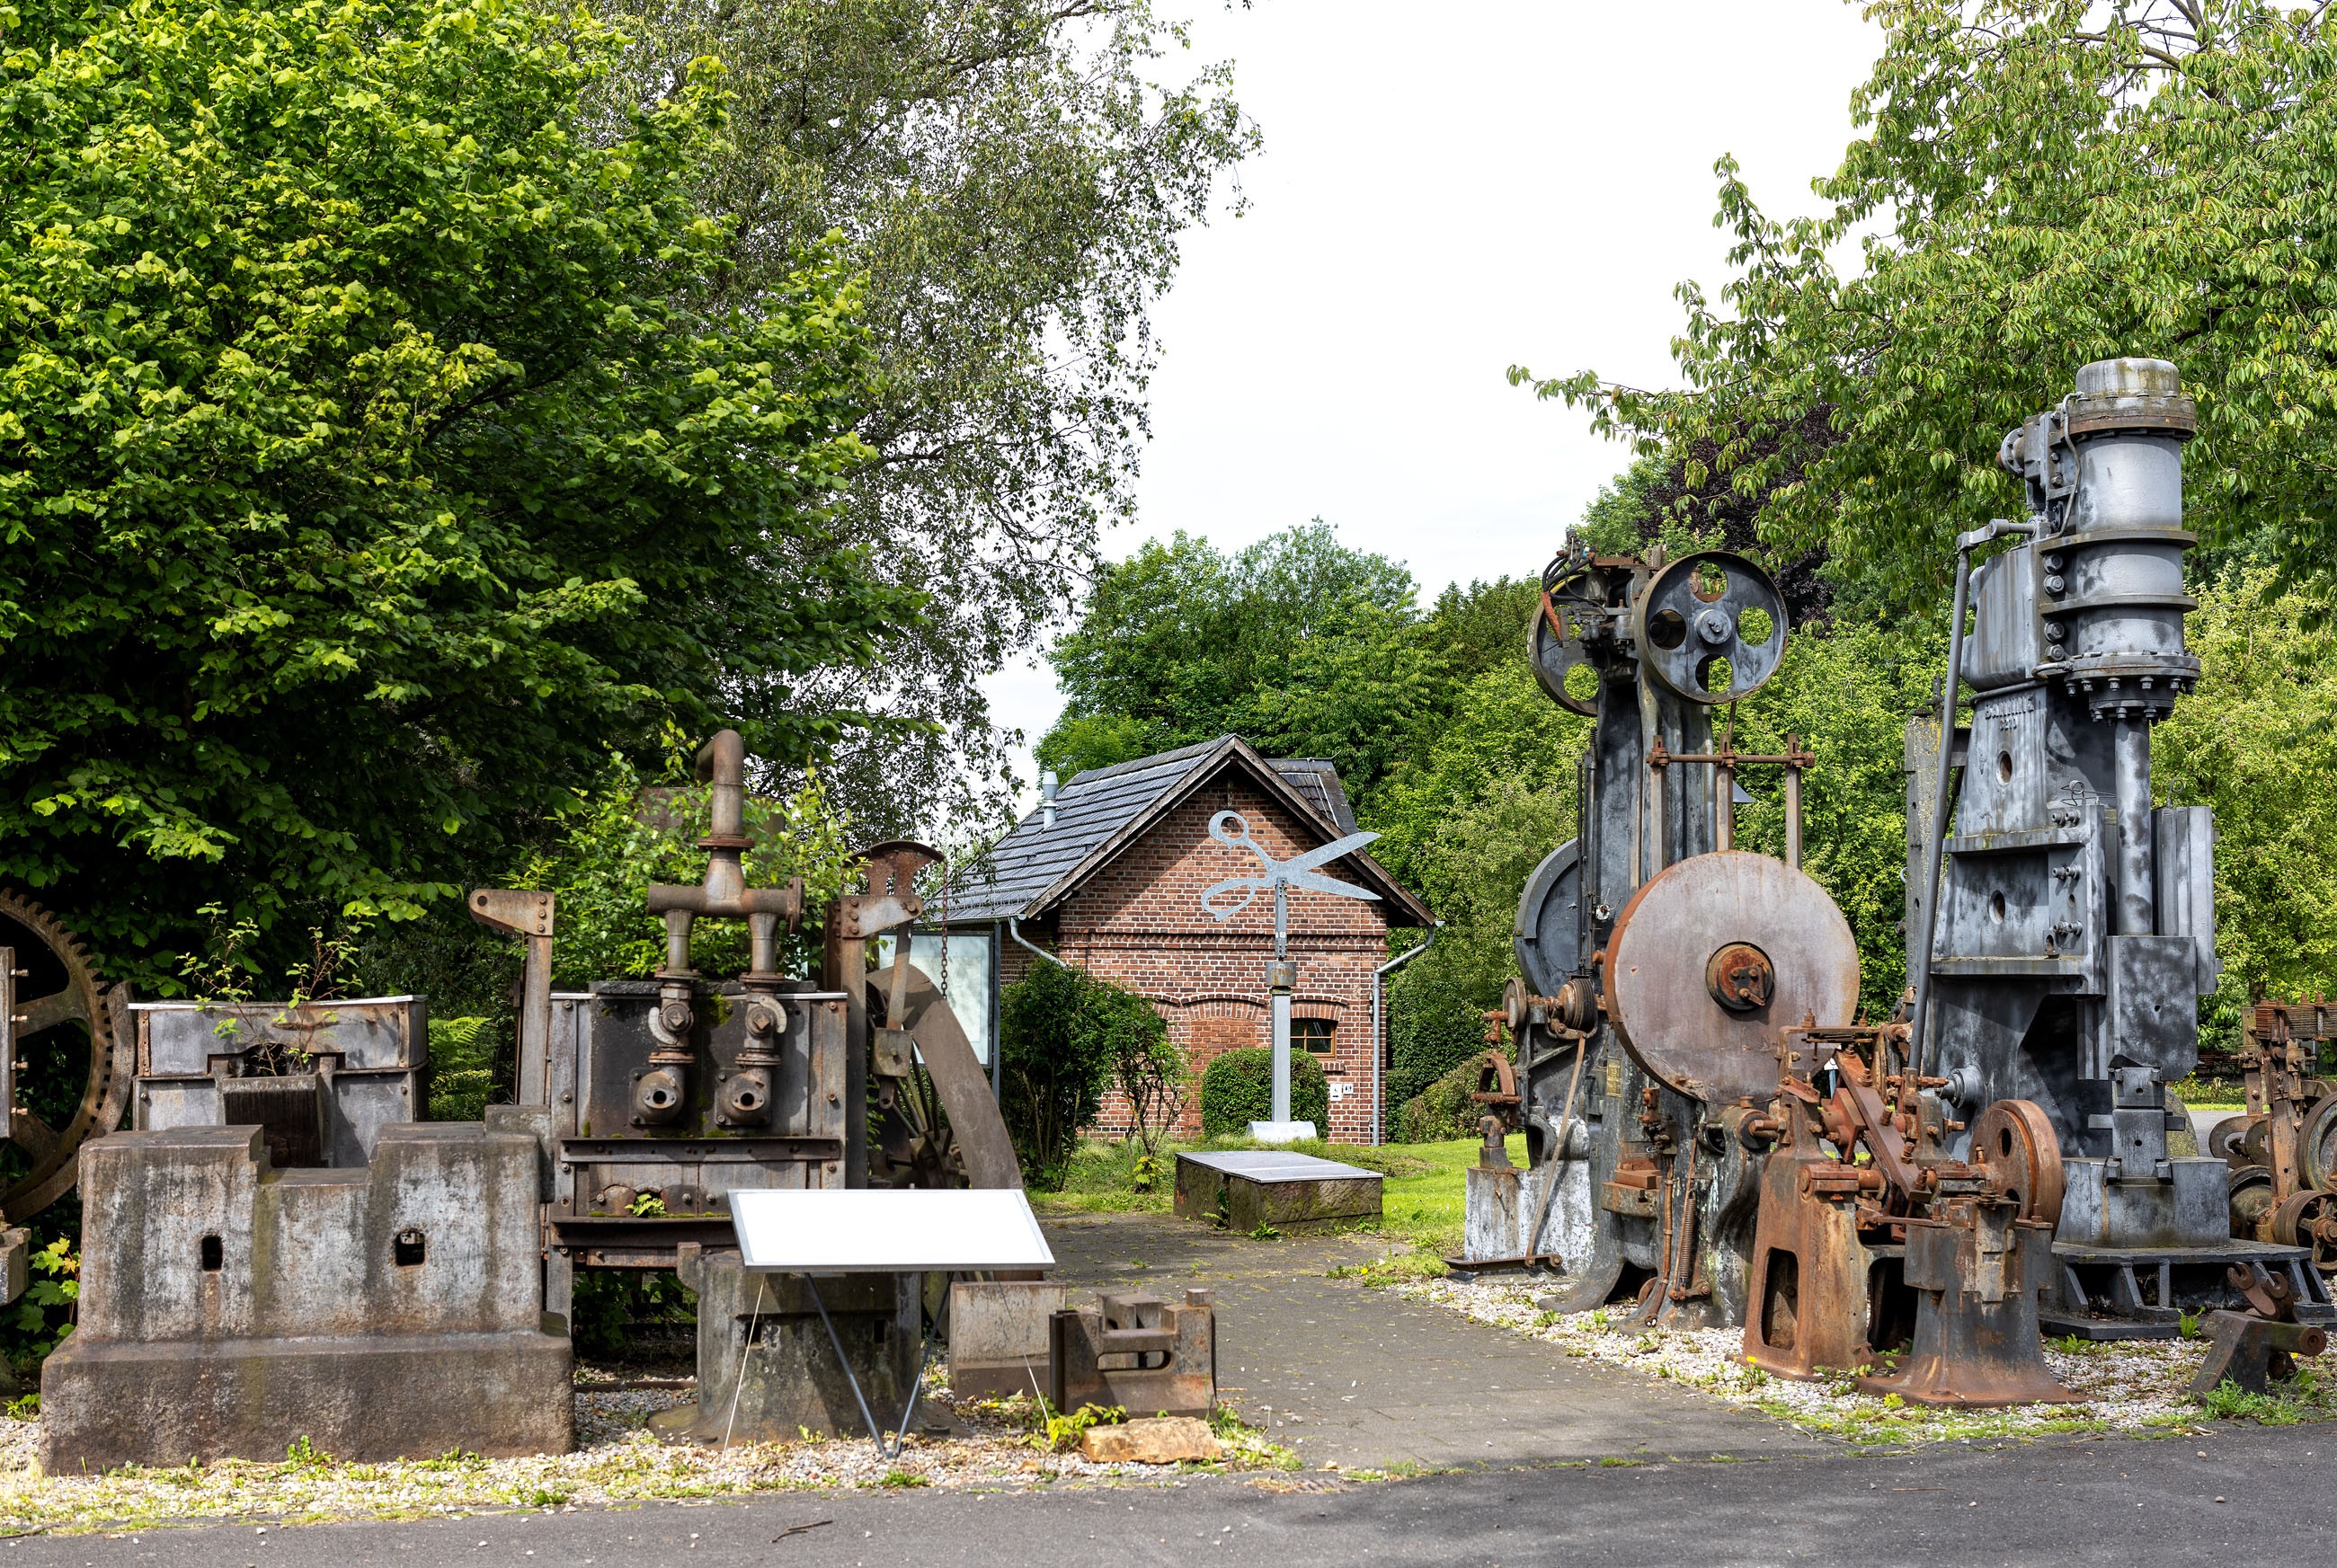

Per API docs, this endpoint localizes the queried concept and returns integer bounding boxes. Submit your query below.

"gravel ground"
[1400,1275,2249,1442]
[0,1382,1296,1536]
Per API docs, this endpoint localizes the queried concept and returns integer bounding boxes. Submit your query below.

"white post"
[1250,957,1311,1142]
[1271,979,1293,1124]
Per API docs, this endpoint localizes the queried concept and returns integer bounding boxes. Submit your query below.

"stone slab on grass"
[1173,1151,1382,1233]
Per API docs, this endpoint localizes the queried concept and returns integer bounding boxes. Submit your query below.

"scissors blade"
[1277,830,1382,876]
[1284,868,1379,901]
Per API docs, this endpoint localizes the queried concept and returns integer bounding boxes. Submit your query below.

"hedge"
[1199,1047,1329,1136]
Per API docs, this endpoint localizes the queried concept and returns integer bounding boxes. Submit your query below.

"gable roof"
[938,735,1431,926]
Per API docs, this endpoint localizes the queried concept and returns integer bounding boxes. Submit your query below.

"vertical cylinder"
[1270,987,1293,1124]
[518,932,553,1106]
[1784,761,1803,871]
[1716,761,1736,851]
[2114,718,2155,934]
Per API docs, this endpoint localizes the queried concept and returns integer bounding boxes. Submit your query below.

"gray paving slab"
[1040,1209,1823,1469]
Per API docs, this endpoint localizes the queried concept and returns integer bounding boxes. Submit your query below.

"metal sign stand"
[1201,811,1381,1143]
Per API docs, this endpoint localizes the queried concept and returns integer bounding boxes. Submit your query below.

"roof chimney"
[1040,770,1059,830]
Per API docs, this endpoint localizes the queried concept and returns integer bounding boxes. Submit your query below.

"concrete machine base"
[40,1327,573,1468]
[653,1248,921,1445]
[42,1121,573,1470]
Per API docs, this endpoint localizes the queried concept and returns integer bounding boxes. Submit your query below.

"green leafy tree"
[1038,524,1436,801]
[580,0,1257,824]
[0,0,907,983]
[2158,570,2337,1046]
[1517,0,2337,606]
[997,961,1165,1187]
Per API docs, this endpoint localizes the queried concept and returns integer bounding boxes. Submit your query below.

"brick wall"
[1000,777,1394,1144]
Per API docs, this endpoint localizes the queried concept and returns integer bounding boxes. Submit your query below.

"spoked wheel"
[2273,1189,2337,1274]
[0,890,135,1220]
[865,959,1022,1191]
[2229,1165,2279,1239]
[1971,1099,2066,1224]
[2298,1095,2337,1192]
[2208,1114,2256,1165]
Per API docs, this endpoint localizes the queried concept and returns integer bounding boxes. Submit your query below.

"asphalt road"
[13,1422,2328,1568]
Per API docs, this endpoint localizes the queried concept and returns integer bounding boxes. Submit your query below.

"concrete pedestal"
[653,1249,921,1444]
[1174,1151,1381,1232]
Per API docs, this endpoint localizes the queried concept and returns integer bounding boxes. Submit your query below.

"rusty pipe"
[1912,545,1974,1079]
[696,729,747,843]
[1783,738,1803,870]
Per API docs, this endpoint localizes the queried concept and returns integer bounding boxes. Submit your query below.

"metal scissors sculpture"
[1200,811,1380,954]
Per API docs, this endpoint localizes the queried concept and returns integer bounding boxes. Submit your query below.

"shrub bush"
[999,963,1169,1189]
[1199,1047,1328,1136]
[1396,1054,1491,1144]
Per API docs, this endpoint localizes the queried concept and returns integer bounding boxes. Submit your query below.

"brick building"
[938,737,1432,1145]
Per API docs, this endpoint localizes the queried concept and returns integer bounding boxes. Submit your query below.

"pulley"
[1633,550,1789,705]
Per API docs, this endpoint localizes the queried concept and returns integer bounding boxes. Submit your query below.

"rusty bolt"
[1704,943,1775,1012]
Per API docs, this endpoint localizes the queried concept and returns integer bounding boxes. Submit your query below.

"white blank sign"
[730,1189,1056,1273]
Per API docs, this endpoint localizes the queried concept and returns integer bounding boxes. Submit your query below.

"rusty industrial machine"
[1469,356,2331,1400]
[2211,1004,2337,1280]
[1462,537,1844,1327]
[468,729,1022,1443]
[0,891,133,1222]
[40,728,1026,1462]
[1906,359,2328,1335]
[1742,1023,2076,1404]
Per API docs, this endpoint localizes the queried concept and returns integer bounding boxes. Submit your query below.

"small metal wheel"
[1633,550,1789,705]
[1971,1099,2066,1224]
[1472,1050,1522,1130]
[2298,1094,2337,1192]
[2207,1113,2257,1165]
[1529,594,1600,716]
[2228,1165,2278,1239]
[2239,1116,2276,1170]
[2272,1189,2337,1273]
[0,890,134,1221]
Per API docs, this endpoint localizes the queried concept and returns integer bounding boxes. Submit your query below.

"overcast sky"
[981,0,1884,792]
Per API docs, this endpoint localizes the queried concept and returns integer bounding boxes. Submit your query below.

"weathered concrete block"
[1079,1415,1220,1464]
[43,1123,571,1469]
[40,1327,573,1468]
[946,1280,1071,1401]
[1173,1151,1382,1233]
[1222,1172,1380,1233]
[652,1248,920,1445]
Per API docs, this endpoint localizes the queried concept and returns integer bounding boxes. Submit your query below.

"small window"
[1293,1018,1336,1059]
[394,1227,426,1268]
[200,1235,223,1272]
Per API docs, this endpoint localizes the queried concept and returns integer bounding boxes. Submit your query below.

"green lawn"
[1027,1132,1525,1255]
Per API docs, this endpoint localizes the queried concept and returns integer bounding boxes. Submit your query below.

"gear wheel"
[0,890,135,1220]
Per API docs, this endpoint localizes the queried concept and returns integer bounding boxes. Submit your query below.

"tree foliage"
[997,960,1165,1187]
[0,0,905,982]
[1517,0,2337,606]
[1037,524,1446,802]
[580,0,1257,826]
[2157,569,2337,1038]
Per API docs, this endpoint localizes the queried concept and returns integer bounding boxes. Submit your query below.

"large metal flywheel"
[866,959,1022,1191]
[0,890,135,1220]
